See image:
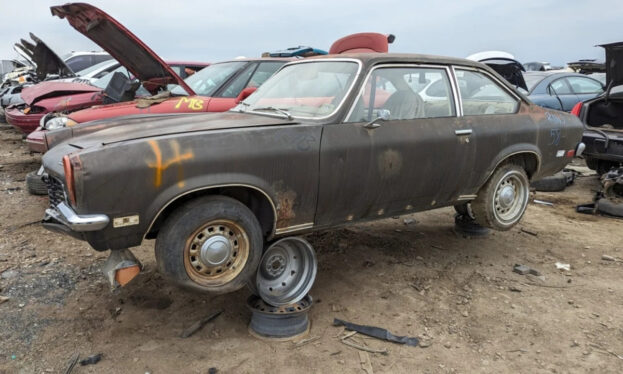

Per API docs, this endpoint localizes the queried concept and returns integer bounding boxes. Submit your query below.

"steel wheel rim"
[492,170,528,225]
[183,219,249,286]
[256,237,317,307]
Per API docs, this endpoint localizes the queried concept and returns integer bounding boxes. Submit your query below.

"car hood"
[12,45,35,68]
[20,81,101,106]
[51,3,194,95]
[65,111,296,149]
[600,42,623,88]
[18,33,75,80]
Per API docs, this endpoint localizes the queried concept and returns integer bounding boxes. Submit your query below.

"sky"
[1,0,622,66]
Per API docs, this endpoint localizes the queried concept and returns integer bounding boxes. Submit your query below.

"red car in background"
[7,2,208,137]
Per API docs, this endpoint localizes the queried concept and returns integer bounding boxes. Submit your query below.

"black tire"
[155,195,263,294]
[585,156,598,171]
[597,199,623,218]
[471,163,530,231]
[26,171,48,195]
[530,171,568,192]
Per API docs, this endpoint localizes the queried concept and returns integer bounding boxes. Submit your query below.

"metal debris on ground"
[555,262,571,271]
[79,353,102,366]
[533,199,554,206]
[520,228,538,236]
[180,309,223,338]
[63,353,80,374]
[513,264,541,276]
[333,318,419,347]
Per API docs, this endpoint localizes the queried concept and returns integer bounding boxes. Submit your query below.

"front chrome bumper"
[44,202,109,232]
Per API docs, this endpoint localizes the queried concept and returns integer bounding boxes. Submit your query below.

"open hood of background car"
[20,81,101,106]
[600,42,623,88]
[51,3,195,95]
[12,45,35,68]
[19,33,76,80]
[467,51,527,91]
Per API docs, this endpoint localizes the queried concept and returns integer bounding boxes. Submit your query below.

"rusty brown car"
[41,53,585,294]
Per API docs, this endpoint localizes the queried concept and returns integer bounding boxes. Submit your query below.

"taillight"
[62,155,76,206]
[571,102,582,117]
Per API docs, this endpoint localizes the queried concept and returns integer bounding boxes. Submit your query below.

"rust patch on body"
[273,181,297,228]
[147,140,194,188]
[377,149,402,179]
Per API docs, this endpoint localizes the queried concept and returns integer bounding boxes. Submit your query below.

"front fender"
[143,173,279,236]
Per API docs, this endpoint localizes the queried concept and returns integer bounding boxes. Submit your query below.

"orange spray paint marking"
[147,140,194,188]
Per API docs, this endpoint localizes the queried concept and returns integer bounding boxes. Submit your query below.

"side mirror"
[363,109,390,129]
[235,86,257,104]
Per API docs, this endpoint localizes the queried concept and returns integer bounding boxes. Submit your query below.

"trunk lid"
[600,42,623,88]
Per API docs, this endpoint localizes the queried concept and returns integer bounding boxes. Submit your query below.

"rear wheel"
[471,163,530,231]
[155,195,263,294]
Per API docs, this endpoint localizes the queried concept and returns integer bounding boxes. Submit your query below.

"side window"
[455,69,519,115]
[566,76,603,94]
[65,55,93,72]
[346,66,455,122]
[219,63,257,98]
[549,78,573,95]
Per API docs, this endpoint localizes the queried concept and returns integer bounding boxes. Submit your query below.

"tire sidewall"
[473,163,530,230]
[155,196,263,294]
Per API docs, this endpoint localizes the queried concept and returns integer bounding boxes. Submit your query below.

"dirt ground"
[1,124,622,374]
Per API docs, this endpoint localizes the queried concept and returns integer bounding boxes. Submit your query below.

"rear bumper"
[5,108,44,134]
[44,202,110,232]
[582,129,623,162]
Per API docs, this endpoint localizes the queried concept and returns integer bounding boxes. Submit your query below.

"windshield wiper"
[251,106,293,120]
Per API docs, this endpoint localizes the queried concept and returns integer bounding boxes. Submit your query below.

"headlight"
[44,116,77,130]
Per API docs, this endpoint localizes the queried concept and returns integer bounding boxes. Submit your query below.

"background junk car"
[41,53,584,296]
[523,71,604,112]
[573,41,623,174]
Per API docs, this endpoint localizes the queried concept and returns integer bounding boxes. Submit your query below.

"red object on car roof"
[329,33,395,54]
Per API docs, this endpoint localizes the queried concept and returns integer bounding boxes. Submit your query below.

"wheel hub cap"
[200,235,231,266]
[499,185,515,208]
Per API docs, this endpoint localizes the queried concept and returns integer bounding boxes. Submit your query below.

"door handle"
[455,129,472,136]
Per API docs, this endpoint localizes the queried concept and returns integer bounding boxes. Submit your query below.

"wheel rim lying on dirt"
[247,294,312,340]
[256,237,317,307]
[183,219,249,287]
[492,170,528,225]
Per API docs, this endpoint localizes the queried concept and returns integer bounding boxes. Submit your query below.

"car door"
[452,68,530,193]
[548,78,579,112]
[567,76,604,102]
[315,65,472,226]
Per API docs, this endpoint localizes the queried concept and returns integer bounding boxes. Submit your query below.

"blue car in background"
[523,72,604,112]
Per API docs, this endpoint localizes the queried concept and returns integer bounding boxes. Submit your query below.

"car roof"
[304,52,488,69]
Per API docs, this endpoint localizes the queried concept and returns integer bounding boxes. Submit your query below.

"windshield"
[92,66,131,89]
[240,61,359,119]
[170,61,247,96]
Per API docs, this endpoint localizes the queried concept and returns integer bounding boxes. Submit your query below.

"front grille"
[45,175,66,207]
